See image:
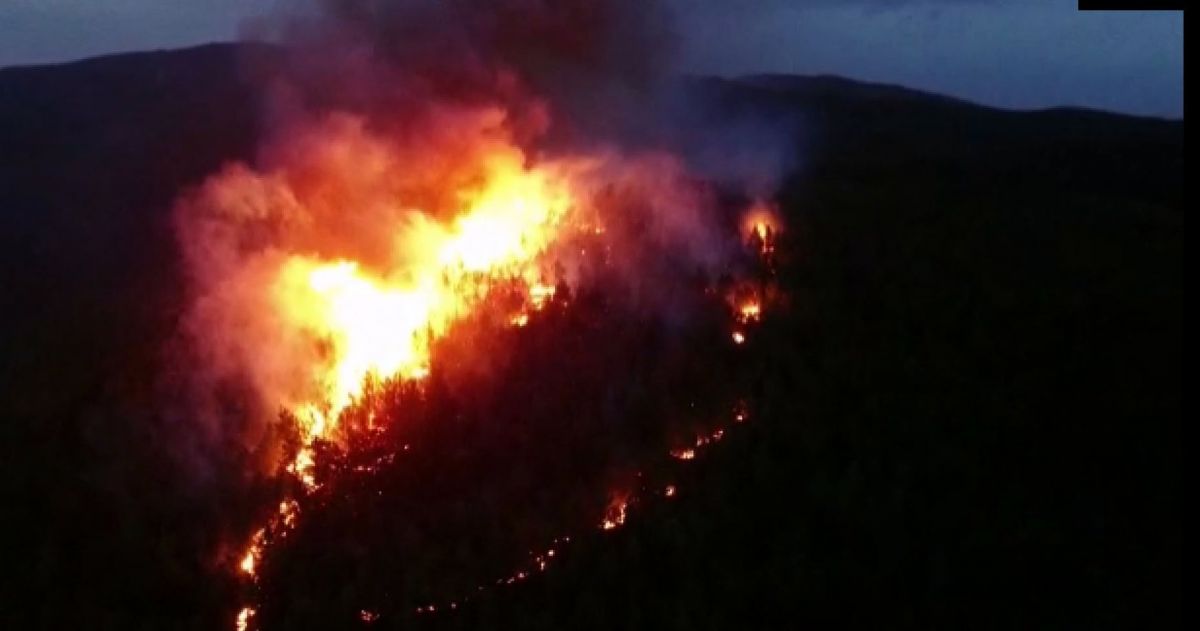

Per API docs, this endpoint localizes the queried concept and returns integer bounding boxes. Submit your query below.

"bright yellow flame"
[279,500,299,528]
[231,154,578,601]
[239,551,255,576]
[742,200,780,255]
[269,154,576,463]
[236,607,255,631]
[276,259,438,423]
[240,528,265,576]
[529,283,556,308]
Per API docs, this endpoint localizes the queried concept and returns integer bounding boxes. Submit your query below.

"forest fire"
[197,161,777,625]
[175,116,786,622]
[162,3,789,629]
[175,107,778,626]
[742,201,781,258]
[191,127,618,596]
[257,145,580,487]
[2,0,1180,627]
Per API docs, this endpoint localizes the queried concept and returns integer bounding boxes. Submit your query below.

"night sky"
[0,0,1183,117]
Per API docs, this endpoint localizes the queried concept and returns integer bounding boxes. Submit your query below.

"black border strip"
[1079,1,1184,9]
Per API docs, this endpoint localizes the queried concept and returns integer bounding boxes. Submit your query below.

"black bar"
[1079,0,1184,9]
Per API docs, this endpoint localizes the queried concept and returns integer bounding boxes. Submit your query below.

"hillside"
[0,43,1181,629]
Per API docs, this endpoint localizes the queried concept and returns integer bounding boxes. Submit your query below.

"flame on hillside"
[169,5,789,629]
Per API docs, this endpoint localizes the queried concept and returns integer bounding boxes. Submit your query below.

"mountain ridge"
[1,40,1180,630]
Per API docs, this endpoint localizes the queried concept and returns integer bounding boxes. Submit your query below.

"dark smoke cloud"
[242,0,679,145]
[241,0,793,178]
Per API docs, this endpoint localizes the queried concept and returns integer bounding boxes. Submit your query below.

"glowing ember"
[732,331,746,344]
[664,484,677,497]
[601,498,629,530]
[738,302,761,323]
[240,529,264,576]
[236,607,255,631]
[529,283,557,308]
[360,610,379,623]
[671,448,696,461]
[734,400,750,424]
[279,500,299,529]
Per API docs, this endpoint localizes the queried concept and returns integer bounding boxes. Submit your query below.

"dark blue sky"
[0,0,1182,117]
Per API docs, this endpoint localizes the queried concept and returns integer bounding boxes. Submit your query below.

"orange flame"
[738,302,761,323]
[600,496,629,530]
[741,200,781,255]
[176,104,731,607]
[179,112,602,495]
[671,448,696,461]
[268,147,578,449]
[235,607,255,631]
